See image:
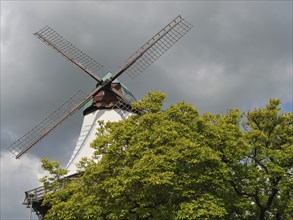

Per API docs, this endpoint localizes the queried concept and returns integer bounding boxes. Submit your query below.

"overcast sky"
[1,1,292,219]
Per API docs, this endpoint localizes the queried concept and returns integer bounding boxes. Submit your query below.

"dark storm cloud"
[1,1,292,219]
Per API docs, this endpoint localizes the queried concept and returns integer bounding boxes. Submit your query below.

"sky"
[1,1,292,219]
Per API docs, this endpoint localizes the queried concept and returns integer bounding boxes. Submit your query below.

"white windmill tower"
[65,73,138,175]
[8,15,192,175]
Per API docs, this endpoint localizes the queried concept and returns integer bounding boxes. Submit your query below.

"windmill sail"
[111,15,193,80]
[8,90,92,159]
[34,26,103,82]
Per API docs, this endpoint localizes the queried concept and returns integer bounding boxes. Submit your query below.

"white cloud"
[0,152,45,219]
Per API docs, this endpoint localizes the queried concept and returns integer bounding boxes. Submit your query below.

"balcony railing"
[23,173,78,220]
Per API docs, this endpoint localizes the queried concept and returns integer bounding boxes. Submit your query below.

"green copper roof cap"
[102,72,136,101]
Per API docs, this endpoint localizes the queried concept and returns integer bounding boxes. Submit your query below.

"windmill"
[7,15,192,175]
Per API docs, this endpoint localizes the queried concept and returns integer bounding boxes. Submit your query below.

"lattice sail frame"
[34,26,104,82]
[108,15,192,113]
[113,15,193,80]
[112,93,136,116]
[8,90,90,159]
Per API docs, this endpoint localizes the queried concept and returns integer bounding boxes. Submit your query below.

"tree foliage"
[40,92,293,220]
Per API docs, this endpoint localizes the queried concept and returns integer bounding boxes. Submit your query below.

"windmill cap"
[102,72,136,101]
[83,72,136,111]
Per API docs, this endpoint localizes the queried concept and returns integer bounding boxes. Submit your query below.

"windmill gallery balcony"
[23,173,78,220]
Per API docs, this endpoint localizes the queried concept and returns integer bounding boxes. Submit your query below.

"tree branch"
[249,155,269,175]
[229,180,255,198]
[265,176,282,209]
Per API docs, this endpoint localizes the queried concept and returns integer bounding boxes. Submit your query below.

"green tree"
[40,92,292,220]
[229,99,293,219]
